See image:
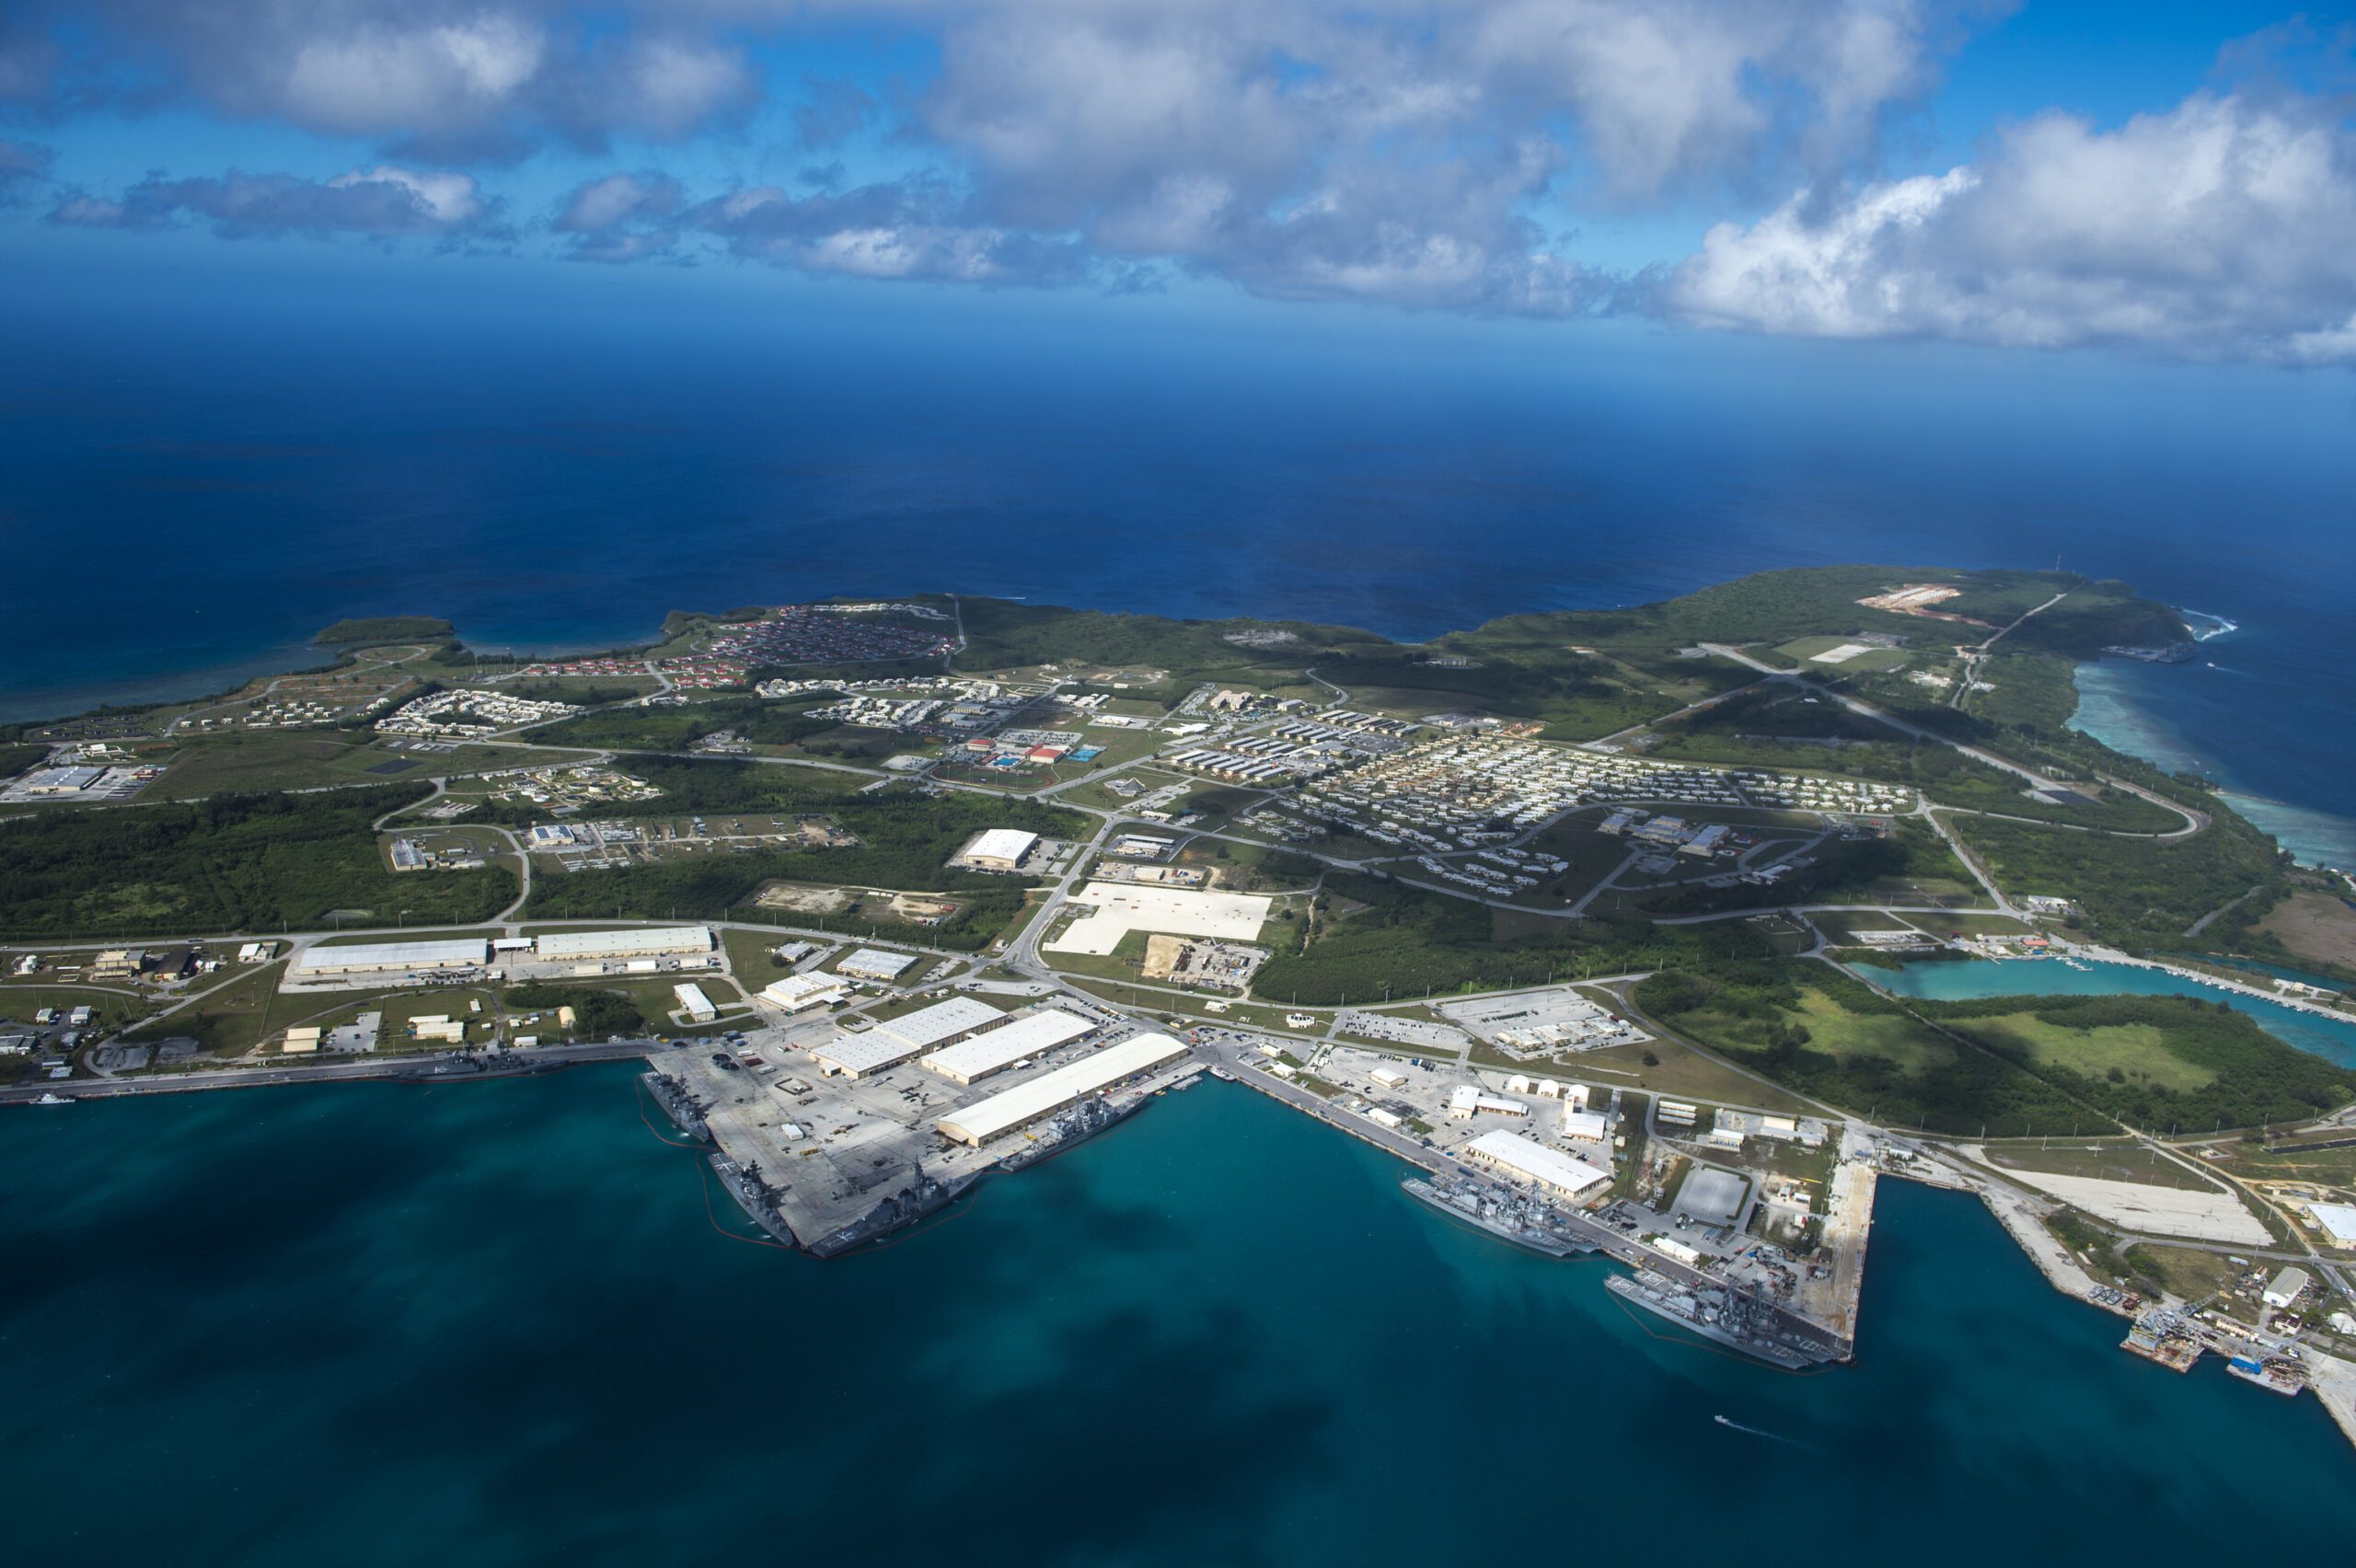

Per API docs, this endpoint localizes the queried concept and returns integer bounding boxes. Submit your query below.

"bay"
[2,1066,2348,1565]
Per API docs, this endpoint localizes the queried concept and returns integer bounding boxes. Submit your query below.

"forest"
[0,785,516,938]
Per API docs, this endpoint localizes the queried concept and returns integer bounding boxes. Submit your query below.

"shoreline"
[1900,1156,2356,1454]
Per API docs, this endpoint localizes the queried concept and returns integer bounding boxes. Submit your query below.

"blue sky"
[2,2,2352,366]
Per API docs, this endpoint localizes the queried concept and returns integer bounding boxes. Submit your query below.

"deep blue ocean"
[3,302,2352,862]
[5,1070,2350,1567]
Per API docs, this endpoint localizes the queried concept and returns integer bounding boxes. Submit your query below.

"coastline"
[2069,647,2356,874]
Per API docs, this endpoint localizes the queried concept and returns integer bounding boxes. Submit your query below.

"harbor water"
[2,1066,2349,1566]
[1866,955,2356,1069]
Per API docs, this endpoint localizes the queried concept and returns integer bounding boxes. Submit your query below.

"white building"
[292,938,491,979]
[673,983,718,1022]
[2306,1202,2356,1245]
[1448,1085,1529,1120]
[936,1032,1188,1147]
[812,997,1003,1078]
[2263,1267,2312,1309]
[1558,1107,1609,1142]
[1465,1130,1611,1201]
[837,948,918,982]
[960,827,1041,871]
[534,926,712,962]
[920,1008,1092,1085]
[761,973,849,1012]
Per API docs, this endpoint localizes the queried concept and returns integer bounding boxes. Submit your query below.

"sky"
[1,2,2353,368]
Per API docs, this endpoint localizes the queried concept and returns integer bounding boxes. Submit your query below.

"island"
[6,567,2355,1445]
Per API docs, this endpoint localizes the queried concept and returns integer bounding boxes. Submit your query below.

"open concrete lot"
[1043,882,1273,956]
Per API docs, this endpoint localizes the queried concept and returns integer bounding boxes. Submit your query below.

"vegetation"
[503,982,642,1037]
[530,696,835,752]
[1252,873,1768,1005]
[0,743,51,778]
[524,784,1080,948]
[1634,962,2099,1136]
[0,785,516,939]
[1929,994,2351,1132]
[1951,809,2287,949]
[316,616,453,645]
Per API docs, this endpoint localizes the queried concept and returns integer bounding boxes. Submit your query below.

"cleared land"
[2257,890,2356,973]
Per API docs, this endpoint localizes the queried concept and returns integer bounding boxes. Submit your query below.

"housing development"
[7,571,2356,1452]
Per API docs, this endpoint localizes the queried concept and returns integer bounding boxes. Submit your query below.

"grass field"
[2122,1242,2241,1302]
[0,982,150,1029]
[1566,1034,1820,1113]
[2257,890,2356,973]
[1954,1011,2214,1093]
[1773,635,1911,674]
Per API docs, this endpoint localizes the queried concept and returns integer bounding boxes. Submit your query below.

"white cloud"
[1665,90,2356,360]
[280,16,547,136]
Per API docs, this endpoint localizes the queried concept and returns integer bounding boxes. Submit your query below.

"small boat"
[29,1091,75,1106]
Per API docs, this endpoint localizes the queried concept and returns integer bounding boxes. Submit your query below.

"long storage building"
[292,937,491,979]
[935,1032,1187,1147]
[810,995,1005,1078]
[920,1007,1093,1085]
[533,926,712,961]
[1465,1129,1611,1202]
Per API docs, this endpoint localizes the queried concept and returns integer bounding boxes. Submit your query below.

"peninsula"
[6,566,2355,1445]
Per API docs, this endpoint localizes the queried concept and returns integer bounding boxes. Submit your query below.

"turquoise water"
[1866,956,2356,1068]
[3,1067,2348,1565]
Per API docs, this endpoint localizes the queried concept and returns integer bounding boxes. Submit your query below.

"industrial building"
[810,996,1003,1078]
[837,948,918,982]
[1466,1130,1611,1201]
[674,983,718,1022]
[958,827,1041,871]
[533,926,713,962]
[2263,1267,2312,1309]
[1448,1085,1530,1119]
[921,1007,1093,1085]
[936,1032,1188,1147]
[761,973,849,1012]
[1559,1107,1610,1142]
[291,937,491,978]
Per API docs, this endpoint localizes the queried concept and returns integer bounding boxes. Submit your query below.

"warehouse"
[921,1007,1093,1085]
[1559,1107,1610,1142]
[810,996,1004,1078]
[837,948,918,982]
[876,996,1004,1052]
[936,1032,1188,1147]
[292,937,491,978]
[534,926,713,962]
[1466,1130,1611,1201]
[955,827,1041,871]
[674,983,718,1022]
[761,973,849,1012]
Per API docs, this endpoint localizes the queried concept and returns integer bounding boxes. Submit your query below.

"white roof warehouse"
[533,926,713,961]
[810,996,1006,1078]
[293,938,491,977]
[921,1008,1094,1085]
[1466,1130,1611,1201]
[935,1032,1187,1147]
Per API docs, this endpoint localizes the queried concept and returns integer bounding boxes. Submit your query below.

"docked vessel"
[1402,1175,1598,1259]
[1605,1268,1822,1369]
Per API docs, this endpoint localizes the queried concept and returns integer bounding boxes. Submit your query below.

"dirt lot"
[2258,890,2356,973]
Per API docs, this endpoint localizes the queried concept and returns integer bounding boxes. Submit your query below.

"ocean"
[4,1068,2349,1566]
[3,306,2352,869]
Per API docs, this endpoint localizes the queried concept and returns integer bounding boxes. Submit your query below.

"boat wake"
[1714,1413,1811,1447]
